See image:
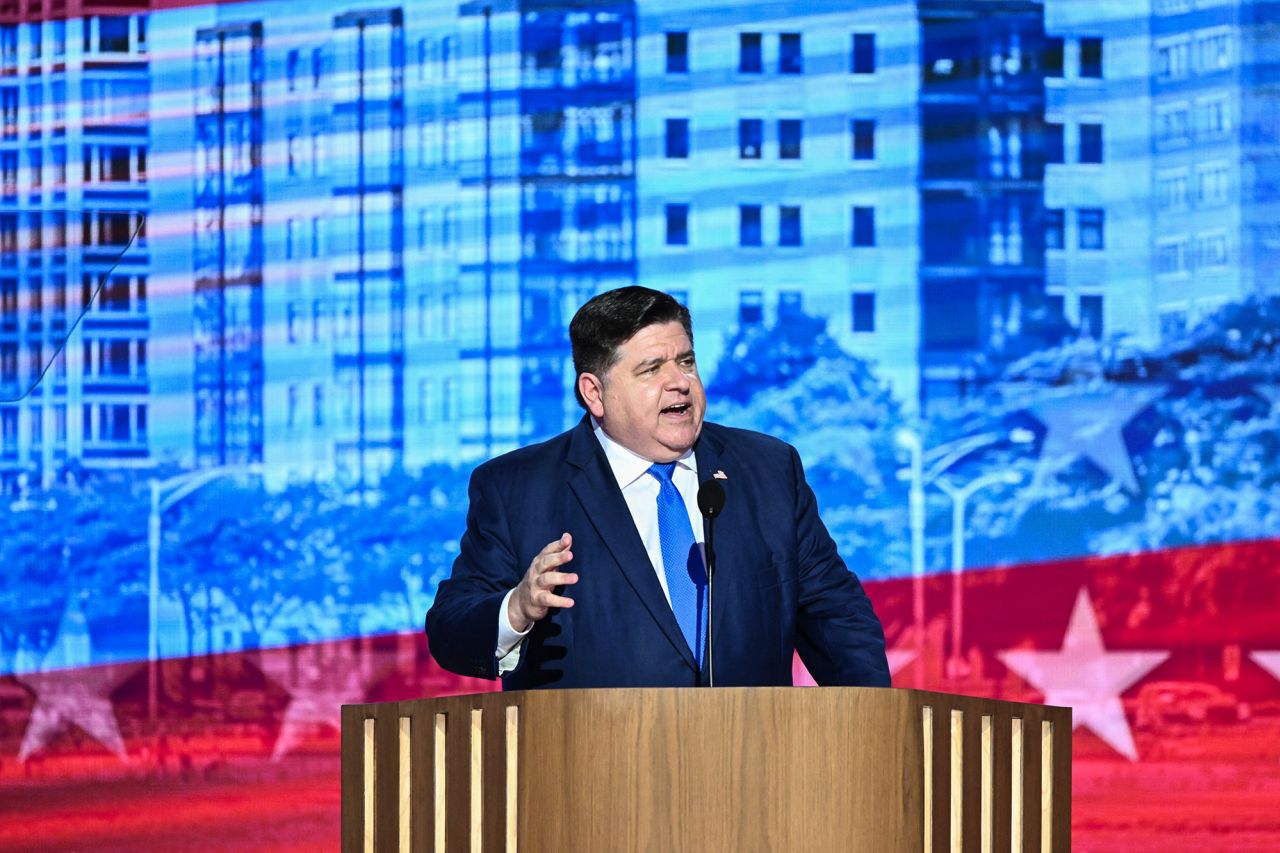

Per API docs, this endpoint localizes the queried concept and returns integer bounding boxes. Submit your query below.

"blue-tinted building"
[0,8,153,489]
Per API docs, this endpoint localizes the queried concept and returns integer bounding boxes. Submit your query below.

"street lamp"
[148,464,263,719]
[895,426,1033,687]
[934,469,1021,682]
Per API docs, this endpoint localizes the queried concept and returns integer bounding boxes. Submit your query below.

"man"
[426,286,889,689]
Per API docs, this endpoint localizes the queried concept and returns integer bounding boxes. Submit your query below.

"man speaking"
[426,287,890,689]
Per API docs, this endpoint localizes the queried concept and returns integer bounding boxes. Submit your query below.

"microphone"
[697,479,727,687]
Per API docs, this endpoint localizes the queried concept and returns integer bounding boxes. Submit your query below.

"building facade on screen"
[0,9,153,489]
[1,0,1273,488]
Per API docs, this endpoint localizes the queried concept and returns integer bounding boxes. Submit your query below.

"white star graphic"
[997,587,1169,761]
[1251,651,1280,684]
[259,641,396,760]
[13,599,138,762]
[1028,386,1165,493]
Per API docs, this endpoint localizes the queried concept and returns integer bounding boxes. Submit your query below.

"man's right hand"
[508,533,578,633]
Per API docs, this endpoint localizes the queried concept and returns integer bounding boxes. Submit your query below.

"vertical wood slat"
[407,706,434,853]
[506,706,519,853]
[375,704,401,853]
[931,698,951,853]
[445,703,471,853]
[922,705,934,853]
[949,710,964,853]
[1010,717,1024,853]
[992,706,1014,853]
[1021,709,1043,851]
[341,705,368,853]
[961,707,982,852]
[399,717,411,853]
[434,714,447,853]
[1051,713,1072,852]
[1040,721,1054,853]
[980,715,993,853]
[364,718,376,853]
[470,708,483,853]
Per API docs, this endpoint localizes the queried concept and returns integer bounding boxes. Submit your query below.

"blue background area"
[0,0,1277,674]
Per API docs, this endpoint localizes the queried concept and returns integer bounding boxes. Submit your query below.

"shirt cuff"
[495,588,532,666]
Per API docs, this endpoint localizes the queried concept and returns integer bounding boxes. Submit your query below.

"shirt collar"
[591,416,698,490]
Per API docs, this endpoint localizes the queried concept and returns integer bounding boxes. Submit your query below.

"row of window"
[1156,162,1231,210]
[1156,29,1233,81]
[1156,232,1230,276]
[666,31,876,77]
[1045,208,1105,251]
[1155,95,1233,145]
[664,118,877,162]
[0,16,147,66]
[720,289,877,334]
[0,402,150,446]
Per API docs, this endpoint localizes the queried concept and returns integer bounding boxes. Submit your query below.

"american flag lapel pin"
[714,470,728,480]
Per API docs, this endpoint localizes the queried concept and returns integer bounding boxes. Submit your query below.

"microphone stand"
[705,515,715,687]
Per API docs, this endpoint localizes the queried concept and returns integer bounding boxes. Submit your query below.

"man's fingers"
[537,533,572,557]
[535,550,574,573]
[537,592,575,610]
[538,571,578,589]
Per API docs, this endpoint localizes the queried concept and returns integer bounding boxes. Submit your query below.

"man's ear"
[578,372,606,419]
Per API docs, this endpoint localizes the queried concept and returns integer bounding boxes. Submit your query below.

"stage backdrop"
[1,1,1278,850]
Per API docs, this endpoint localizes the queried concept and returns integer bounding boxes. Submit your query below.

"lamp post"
[896,427,1032,688]
[148,464,263,719]
[934,469,1021,682]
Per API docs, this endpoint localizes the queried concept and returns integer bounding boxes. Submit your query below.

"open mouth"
[661,403,692,416]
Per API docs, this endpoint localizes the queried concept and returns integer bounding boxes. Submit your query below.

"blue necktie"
[648,462,707,667]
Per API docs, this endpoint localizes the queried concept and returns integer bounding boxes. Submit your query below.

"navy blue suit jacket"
[425,417,890,690]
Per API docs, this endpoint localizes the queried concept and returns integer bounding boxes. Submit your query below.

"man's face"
[582,321,706,462]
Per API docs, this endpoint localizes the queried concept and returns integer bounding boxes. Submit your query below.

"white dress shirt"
[494,420,705,671]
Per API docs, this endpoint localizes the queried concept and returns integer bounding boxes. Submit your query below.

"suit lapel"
[566,419,699,672]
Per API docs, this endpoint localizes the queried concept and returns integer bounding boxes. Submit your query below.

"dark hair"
[569,286,693,409]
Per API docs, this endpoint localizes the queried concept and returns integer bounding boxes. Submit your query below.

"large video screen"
[2,1,1277,850]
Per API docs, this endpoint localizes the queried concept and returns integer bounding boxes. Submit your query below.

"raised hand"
[508,533,578,632]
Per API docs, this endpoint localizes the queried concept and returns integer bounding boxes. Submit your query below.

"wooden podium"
[341,688,1069,852]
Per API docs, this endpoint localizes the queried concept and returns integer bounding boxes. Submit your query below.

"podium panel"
[341,688,1070,853]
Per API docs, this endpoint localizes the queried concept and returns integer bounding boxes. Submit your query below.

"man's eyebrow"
[634,356,665,372]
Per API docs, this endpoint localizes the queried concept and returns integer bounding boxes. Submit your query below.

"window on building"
[1198,95,1230,137]
[1157,38,1189,80]
[1196,30,1231,72]
[1156,104,1190,146]
[739,204,762,247]
[665,203,688,246]
[665,118,689,159]
[1045,208,1064,250]
[1079,37,1103,78]
[739,32,762,74]
[779,205,802,246]
[1157,238,1188,276]
[851,119,875,161]
[1045,121,1064,164]
[1078,208,1104,250]
[287,384,299,429]
[105,403,130,441]
[851,291,875,333]
[98,16,131,53]
[665,32,688,74]
[851,33,875,74]
[778,119,801,160]
[778,290,803,318]
[851,206,875,247]
[739,290,763,325]
[779,33,802,74]
[1079,295,1103,338]
[1157,171,1189,212]
[313,384,325,426]
[1198,232,1228,268]
[104,339,129,375]
[1044,36,1064,77]
[1079,122,1103,163]
[1197,161,1229,205]
[739,118,763,159]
